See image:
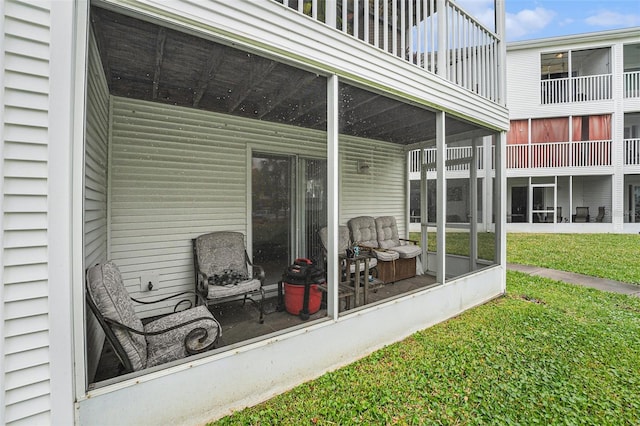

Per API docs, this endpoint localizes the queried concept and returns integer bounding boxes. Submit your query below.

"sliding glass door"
[252,153,327,283]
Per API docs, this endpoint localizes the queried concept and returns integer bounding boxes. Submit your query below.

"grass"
[410,232,640,284]
[410,231,496,261]
[210,234,640,424]
[507,233,640,284]
[212,272,640,425]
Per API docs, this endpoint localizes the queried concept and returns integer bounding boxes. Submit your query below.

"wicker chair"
[86,261,220,373]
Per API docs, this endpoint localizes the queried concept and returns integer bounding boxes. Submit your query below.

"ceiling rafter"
[257,73,318,119]
[152,27,166,100]
[90,13,113,88]
[374,118,431,142]
[308,91,381,130]
[193,46,225,107]
[343,102,410,133]
[227,57,277,113]
[288,99,327,122]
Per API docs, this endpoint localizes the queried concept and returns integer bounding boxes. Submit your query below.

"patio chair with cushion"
[375,216,421,259]
[317,226,372,309]
[193,231,265,323]
[375,216,421,282]
[347,216,399,263]
[319,225,378,275]
[572,207,590,223]
[595,206,605,222]
[543,206,562,223]
[348,216,416,284]
[86,261,221,373]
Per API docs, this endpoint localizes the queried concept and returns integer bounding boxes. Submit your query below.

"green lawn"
[210,234,640,425]
[410,231,496,261]
[507,233,640,284]
[411,232,640,284]
[212,272,640,425]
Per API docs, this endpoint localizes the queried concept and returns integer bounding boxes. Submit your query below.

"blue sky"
[456,0,640,41]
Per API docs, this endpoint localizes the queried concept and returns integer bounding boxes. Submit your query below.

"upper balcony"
[540,47,613,104]
[624,43,640,99]
[276,0,503,104]
[539,42,640,104]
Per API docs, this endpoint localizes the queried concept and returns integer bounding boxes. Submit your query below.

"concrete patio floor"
[93,273,439,383]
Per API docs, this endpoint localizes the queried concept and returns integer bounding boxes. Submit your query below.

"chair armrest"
[245,250,265,285]
[104,314,220,355]
[195,270,209,295]
[399,238,419,245]
[131,290,207,312]
[252,264,265,285]
[357,244,381,253]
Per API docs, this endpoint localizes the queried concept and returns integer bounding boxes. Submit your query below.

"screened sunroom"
[75,1,507,423]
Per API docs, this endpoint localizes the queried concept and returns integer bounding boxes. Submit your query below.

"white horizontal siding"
[1,1,52,424]
[340,136,407,235]
[110,97,327,316]
[505,49,540,118]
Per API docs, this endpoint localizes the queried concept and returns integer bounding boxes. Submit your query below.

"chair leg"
[243,290,265,324]
[258,288,265,324]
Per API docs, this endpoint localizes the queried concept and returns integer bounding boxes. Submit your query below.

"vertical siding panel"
[1,0,52,423]
[84,28,110,382]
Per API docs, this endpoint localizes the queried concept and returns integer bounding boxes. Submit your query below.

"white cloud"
[455,1,557,40]
[559,18,575,27]
[455,0,495,30]
[585,10,640,27]
[505,7,556,40]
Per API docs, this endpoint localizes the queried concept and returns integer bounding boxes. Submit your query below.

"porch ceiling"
[91,6,480,146]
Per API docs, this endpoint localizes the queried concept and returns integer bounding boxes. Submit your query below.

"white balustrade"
[276,0,501,102]
[624,71,640,98]
[410,145,484,172]
[506,140,612,168]
[541,74,612,104]
[624,138,640,166]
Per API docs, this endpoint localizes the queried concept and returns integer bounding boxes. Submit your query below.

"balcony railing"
[409,146,485,173]
[506,140,612,169]
[276,0,501,102]
[625,71,640,98]
[541,74,612,104]
[625,138,640,165]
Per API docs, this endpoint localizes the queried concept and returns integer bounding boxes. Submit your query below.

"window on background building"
[541,51,569,80]
[572,115,611,141]
[531,117,568,143]
[507,120,528,144]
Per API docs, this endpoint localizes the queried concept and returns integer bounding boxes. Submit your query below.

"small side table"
[340,253,375,306]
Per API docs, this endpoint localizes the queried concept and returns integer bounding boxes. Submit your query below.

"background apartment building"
[409,27,640,234]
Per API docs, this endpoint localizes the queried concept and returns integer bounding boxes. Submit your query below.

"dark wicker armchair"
[572,207,590,223]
